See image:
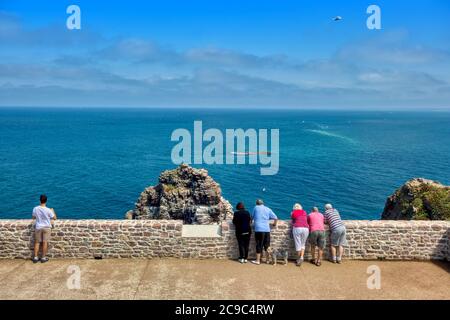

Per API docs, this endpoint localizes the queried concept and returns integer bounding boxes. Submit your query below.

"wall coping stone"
[182,224,222,237]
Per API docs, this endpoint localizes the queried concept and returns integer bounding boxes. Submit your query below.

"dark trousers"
[254,232,270,254]
[236,233,251,259]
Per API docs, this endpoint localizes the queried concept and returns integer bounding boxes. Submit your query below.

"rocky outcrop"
[382,178,450,220]
[126,164,233,224]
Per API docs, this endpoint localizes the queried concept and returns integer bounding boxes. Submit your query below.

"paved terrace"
[0,259,448,300]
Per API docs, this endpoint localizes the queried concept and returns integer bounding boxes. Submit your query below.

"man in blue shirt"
[250,199,278,265]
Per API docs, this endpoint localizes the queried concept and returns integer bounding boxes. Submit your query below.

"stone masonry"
[0,220,448,261]
[447,226,450,261]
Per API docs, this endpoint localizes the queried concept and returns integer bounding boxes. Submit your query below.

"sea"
[1,107,449,220]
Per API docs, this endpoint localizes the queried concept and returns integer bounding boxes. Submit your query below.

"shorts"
[330,226,347,246]
[309,230,326,249]
[254,232,270,254]
[292,227,309,251]
[35,228,51,243]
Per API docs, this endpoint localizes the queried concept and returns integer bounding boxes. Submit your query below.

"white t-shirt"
[32,206,55,230]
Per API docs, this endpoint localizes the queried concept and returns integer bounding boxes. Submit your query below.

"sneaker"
[296,258,304,266]
[337,258,342,264]
[239,259,244,264]
[32,256,40,264]
[244,259,248,263]
[40,257,49,263]
[251,260,260,265]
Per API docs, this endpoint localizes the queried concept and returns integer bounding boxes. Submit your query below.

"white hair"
[293,203,302,210]
[325,203,333,210]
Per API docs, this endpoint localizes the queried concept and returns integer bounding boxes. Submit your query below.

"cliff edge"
[126,164,233,224]
[381,178,450,220]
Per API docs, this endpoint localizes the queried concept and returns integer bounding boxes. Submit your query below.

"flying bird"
[332,16,343,21]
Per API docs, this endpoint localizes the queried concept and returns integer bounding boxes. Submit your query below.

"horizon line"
[1,105,450,112]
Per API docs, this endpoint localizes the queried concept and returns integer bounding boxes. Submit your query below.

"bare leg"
[256,253,261,263]
[34,242,40,257]
[318,248,323,261]
[338,246,344,260]
[311,245,316,261]
[295,250,304,266]
[331,246,337,261]
[42,241,48,257]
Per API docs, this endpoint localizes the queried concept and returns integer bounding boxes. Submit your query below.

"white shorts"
[292,227,309,251]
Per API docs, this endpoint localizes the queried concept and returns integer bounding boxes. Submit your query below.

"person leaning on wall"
[324,203,347,264]
[232,202,252,263]
[291,203,309,266]
[250,199,278,265]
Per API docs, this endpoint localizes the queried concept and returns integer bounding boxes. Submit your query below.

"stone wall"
[0,220,448,261]
[447,227,450,261]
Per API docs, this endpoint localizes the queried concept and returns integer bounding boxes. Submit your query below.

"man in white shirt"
[32,194,57,263]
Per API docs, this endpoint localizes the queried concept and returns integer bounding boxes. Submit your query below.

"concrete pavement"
[0,259,448,300]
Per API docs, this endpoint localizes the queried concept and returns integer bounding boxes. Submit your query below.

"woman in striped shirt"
[324,203,347,264]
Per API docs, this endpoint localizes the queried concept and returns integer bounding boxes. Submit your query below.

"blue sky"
[1,0,449,108]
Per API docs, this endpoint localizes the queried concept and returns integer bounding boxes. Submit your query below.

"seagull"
[332,16,343,21]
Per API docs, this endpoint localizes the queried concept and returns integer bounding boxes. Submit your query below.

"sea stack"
[381,178,450,220]
[126,164,233,224]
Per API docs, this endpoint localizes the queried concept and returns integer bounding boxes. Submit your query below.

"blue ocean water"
[1,107,449,220]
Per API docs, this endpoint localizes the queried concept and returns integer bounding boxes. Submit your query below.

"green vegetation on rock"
[421,187,450,220]
[382,178,450,221]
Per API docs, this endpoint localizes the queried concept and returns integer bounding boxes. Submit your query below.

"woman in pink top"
[307,207,326,266]
[291,203,309,266]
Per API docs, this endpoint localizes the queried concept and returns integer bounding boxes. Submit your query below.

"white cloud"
[0,12,449,109]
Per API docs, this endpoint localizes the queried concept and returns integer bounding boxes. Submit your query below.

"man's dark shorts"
[309,230,326,249]
[255,232,271,253]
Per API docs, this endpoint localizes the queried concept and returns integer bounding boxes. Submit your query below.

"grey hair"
[256,199,264,205]
[293,203,302,210]
[325,203,333,210]
[312,207,319,212]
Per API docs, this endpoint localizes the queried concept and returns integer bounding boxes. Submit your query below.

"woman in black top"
[232,202,252,263]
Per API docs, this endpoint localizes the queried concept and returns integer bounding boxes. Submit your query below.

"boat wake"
[306,129,356,144]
